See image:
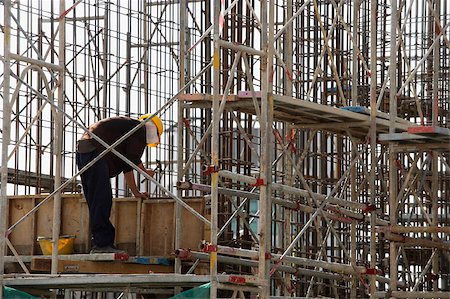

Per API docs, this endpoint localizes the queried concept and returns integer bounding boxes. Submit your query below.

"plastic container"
[37,235,75,255]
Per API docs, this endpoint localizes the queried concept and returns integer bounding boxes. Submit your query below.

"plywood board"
[143,201,174,256]
[8,198,35,255]
[142,198,205,256]
[31,258,173,274]
[8,196,206,258]
[114,199,139,255]
[61,197,84,252]
[8,195,87,255]
[180,201,205,251]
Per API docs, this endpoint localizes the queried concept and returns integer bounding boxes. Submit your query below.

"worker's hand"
[133,191,149,199]
[146,168,155,178]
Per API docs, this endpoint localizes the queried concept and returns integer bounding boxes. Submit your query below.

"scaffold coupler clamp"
[364,267,381,275]
[228,276,246,285]
[425,273,439,282]
[176,180,193,190]
[173,248,192,259]
[200,241,217,253]
[363,204,376,214]
[114,252,130,261]
[250,178,265,187]
[203,165,219,176]
[182,118,191,128]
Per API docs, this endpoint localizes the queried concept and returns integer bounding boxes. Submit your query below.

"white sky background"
[0,0,449,195]
[0,0,185,195]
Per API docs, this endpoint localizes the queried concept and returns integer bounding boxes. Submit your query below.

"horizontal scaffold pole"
[178,181,388,226]
[218,170,369,211]
[375,291,450,299]
[196,245,396,285]
[175,249,348,281]
[378,225,450,234]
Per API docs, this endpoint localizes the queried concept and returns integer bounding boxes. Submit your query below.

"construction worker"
[76,114,163,254]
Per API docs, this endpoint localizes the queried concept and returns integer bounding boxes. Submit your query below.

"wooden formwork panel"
[141,198,205,256]
[7,195,205,257]
[8,197,38,255]
[31,258,173,274]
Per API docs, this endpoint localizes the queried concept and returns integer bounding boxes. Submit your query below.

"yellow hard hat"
[139,114,163,147]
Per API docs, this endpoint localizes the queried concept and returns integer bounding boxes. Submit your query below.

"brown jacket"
[77,116,146,177]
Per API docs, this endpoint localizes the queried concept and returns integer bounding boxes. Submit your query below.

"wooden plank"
[293,121,370,130]
[61,196,83,253]
[135,198,142,255]
[144,201,174,256]
[31,197,37,255]
[8,198,35,255]
[379,132,428,142]
[35,198,57,249]
[139,201,146,256]
[31,258,173,274]
[408,125,450,135]
[114,199,139,255]
[7,254,171,264]
[6,168,81,193]
[178,93,238,102]
[79,200,90,253]
[180,201,205,251]
[237,90,262,98]
[8,194,82,200]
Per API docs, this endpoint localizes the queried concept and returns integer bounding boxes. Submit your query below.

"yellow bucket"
[37,235,75,255]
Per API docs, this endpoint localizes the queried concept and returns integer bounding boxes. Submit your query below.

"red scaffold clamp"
[228,276,246,285]
[174,248,192,259]
[250,178,265,187]
[114,252,130,261]
[363,204,376,213]
[182,118,191,129]
[203,165,219,176]
[425,273,439,282]
[364,268,381,275]
[200,241,217,253]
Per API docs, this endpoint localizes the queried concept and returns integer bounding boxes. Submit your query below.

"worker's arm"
[137,162,155,178]
[123,163,155,199]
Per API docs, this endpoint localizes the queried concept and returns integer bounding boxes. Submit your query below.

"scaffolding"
[1,0,449,298]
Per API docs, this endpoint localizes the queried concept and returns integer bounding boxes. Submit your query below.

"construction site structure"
[1,0,449,298]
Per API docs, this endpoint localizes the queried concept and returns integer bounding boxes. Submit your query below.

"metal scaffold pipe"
[218,170,369,211]
[50,0,66,275]
[176,246,399,286]
[0,1,13,297]
[176,249,349,282]
[179,181,389,226]
[375,291,450,299]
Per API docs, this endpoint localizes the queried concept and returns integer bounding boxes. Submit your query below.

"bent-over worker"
[76,114,163,254]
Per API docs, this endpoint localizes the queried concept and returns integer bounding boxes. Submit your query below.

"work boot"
[90,245,127,254]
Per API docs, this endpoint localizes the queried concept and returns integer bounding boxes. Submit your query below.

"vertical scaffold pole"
[389,0,398,293]
[176,0,187,280]
[210,0,221,297]
[351,1,361,297]
[284,0,293,294]
[431,0,440,292]
[259,0,273,297]
[51,0,66,275]
[369,0,378,297]
[0,1,12,297]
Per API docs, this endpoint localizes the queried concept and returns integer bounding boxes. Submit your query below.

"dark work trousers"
[76,150,115,248]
